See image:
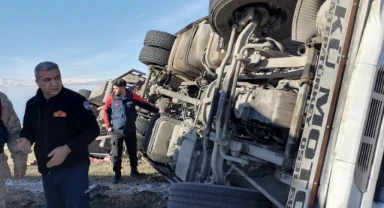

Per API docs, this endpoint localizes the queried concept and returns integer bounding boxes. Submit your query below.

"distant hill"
[0,78,105,87]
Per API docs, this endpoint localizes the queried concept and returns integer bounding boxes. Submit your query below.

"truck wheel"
[139,46,170,67]
[137,135,145,151]
[136,116,149,151]
[136,116,149,135]
[209,0,297,41]
[144,30,176,51]
[292,0,326,42]
[78,89,92,99]
[167,183,272,208]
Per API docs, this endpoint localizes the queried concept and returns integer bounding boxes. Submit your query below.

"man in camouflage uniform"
[0,91,28,208]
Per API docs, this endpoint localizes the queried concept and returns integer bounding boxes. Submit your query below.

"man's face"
[112,85,126,96]
[35,68,63,99]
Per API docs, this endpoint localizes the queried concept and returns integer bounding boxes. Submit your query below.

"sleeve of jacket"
[20,100,36,145]
[67,95,100,153]
[103,95,113,128]
[0,92,27,170]
[132,93,159,113]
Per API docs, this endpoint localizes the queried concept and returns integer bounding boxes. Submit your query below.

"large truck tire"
[144,30,176,51]
[136,116,149,135]
[209,0,297,41]
[292,0,326,42]
[136,135,145,152]
[167,183,272,208]
[78,89,92,100]
[136,116,150,151]
[139,46,170,67]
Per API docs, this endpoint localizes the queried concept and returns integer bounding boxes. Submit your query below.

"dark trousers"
[111,131,138,172]
[41,163,90,208]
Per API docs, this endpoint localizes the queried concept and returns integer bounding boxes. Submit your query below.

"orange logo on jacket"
[53,110,67,117]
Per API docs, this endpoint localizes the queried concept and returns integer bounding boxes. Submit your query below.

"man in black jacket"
[17,61,100,208]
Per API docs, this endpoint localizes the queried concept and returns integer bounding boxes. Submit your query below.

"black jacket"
[20,87,100,173]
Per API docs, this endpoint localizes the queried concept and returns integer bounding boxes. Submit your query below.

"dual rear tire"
[139,30,176,67]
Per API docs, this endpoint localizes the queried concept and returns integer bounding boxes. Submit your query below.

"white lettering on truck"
[286,0,348,207]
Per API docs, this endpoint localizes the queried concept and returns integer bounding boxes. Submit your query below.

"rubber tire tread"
[168,198,258,208]
[139,46,170,67]
[292,0,325,42]
[167,183,272,208]
[136,135,145,151]
[135,116,149,135]
[144,30,176,51]
[78,89,92,99]
[169,191,268,207]
[168,200,211,208]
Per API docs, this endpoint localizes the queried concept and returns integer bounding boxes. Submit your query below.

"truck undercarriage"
[83,0,384,207]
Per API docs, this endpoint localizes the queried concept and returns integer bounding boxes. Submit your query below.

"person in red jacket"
[103,79,159,183]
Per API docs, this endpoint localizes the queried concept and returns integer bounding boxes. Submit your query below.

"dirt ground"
[3,149,169,208]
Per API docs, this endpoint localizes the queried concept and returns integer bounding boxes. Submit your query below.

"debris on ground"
[85,184,112,199]
[120,183,170,195]
[4,149,169,208]
[29,160,38,166]
[90,156,111,163]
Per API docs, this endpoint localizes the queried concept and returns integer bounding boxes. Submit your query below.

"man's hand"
[107,127,112,134]
[14,166,26,179]
[16,137,32,154]
[46,145,71,168]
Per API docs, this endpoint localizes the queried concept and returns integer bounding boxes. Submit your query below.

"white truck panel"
[286,0,353,206]
[316,0,374,205]
[327,0,384,207]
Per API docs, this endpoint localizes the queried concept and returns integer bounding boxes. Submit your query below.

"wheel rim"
[209,0,296,40]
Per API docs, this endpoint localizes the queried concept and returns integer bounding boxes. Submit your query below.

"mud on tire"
[136,116,149,151]
[144,30,176,51]
[136,116,149,135]
[139,46,170,67]
[136,135,145,151]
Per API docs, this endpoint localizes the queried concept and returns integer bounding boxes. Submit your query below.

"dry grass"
[4,148,169,208]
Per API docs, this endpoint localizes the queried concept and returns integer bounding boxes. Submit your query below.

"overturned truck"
[92,0,384,207]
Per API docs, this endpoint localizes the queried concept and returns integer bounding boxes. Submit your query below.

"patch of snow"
[7,178,169,196]
[0,78,105,87]
[62,78,106,85]
[6,179,44,194]
[120,183,170,195]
